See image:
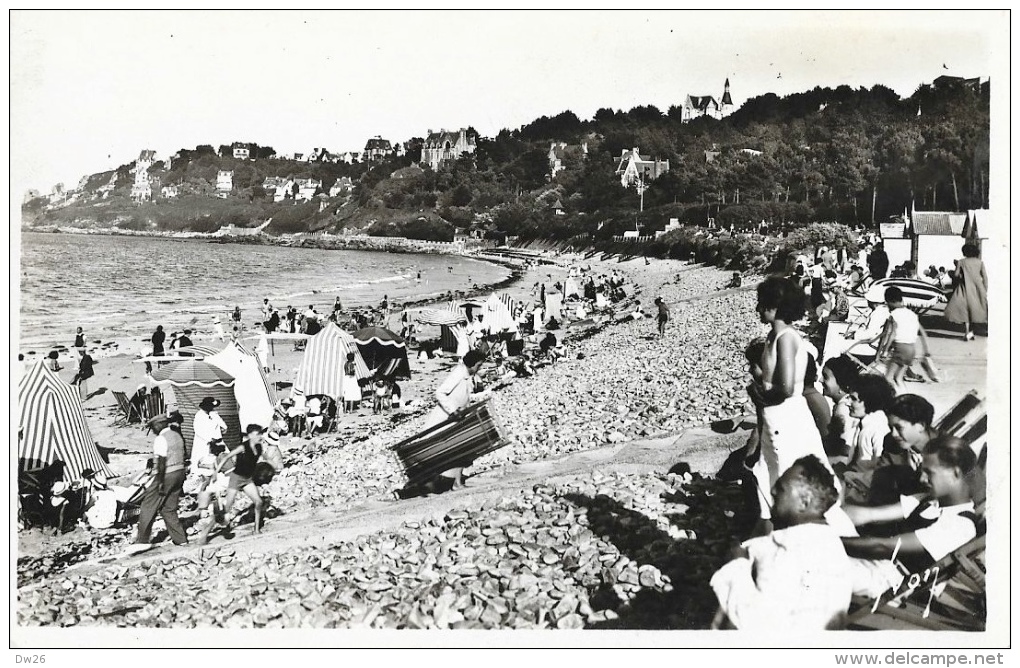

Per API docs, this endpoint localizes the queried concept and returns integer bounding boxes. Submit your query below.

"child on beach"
[877,287,932,392]
[196,424,267,543]
[341,352,362,412]
[819,355,861,463]
[654,297,669,337]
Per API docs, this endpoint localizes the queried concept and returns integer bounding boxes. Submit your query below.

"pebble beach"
[18,250,775,632]
[16,245,992,636]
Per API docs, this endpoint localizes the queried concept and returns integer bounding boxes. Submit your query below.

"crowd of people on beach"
[18,234,990,630]
[709,238,988,631]
[63,258,640,548]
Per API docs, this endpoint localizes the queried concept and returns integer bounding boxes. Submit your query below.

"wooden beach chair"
[141,391,166,427]
[845,532,986,631]
[112,390,141,427]
[845,390,988,631]
[389,400,507,494]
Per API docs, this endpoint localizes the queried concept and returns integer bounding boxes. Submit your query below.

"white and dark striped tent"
[292,323,370,400]
[482,294,519,333]
[151,359,241,456]
[18,361,113,481]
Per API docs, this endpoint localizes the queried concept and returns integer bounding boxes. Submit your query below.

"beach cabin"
[907,207,984,273]
[879,219,912,271]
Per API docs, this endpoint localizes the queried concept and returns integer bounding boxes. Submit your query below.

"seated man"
[711,455,852,630]
[286,395,307,436]
[835,285,890,362]
[304,395,324,437]
[842,435,980,599]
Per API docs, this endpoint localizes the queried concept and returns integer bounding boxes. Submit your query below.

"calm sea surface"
[18,233,509,351]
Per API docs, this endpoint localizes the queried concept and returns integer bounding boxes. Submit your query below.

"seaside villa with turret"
[682,78,734,122]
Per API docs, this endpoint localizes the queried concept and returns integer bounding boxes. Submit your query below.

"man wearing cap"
[129,412,188,551]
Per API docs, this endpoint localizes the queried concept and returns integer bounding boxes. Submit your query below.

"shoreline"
[17,234,531,359]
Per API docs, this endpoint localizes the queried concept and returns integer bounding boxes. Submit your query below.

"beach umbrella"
[417,308,466,326]
[353,327,410,379]
[17,361,114,482]
[293,323,371,400]
[205,341,278,429]
[150,360,241,455]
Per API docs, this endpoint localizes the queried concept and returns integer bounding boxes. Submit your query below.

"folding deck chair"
[845,390,988,631]
[141,391,166,427]
[111,390,142,427]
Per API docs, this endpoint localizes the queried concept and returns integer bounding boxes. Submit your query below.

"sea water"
[17,232,510,351]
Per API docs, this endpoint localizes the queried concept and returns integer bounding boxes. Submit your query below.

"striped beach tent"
[482,294,518,333]
[499,293,516,313]
[205,341,278,429]
[18,361,113,482]
[293,323,370,400]
[151,360,241,456]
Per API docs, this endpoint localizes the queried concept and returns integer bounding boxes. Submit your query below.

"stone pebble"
[18,466,753,629]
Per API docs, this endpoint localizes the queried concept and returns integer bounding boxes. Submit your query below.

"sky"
[10,9,1006,196]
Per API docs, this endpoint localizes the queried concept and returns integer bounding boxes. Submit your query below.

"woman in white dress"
[748,277,836,533]
[341,352,362,413]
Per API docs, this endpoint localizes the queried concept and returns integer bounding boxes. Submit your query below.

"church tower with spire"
[720,78,733,117]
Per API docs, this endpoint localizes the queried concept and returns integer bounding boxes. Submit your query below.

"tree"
[507,148,550,191]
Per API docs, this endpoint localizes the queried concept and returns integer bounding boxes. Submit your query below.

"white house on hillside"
[615,147,670,188]
[216,170,233,198]
[295,178,321,201]
[682,78,734,122]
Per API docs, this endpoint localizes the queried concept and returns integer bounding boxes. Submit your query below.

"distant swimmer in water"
[448,266,453,273]
[416,271,422,284]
